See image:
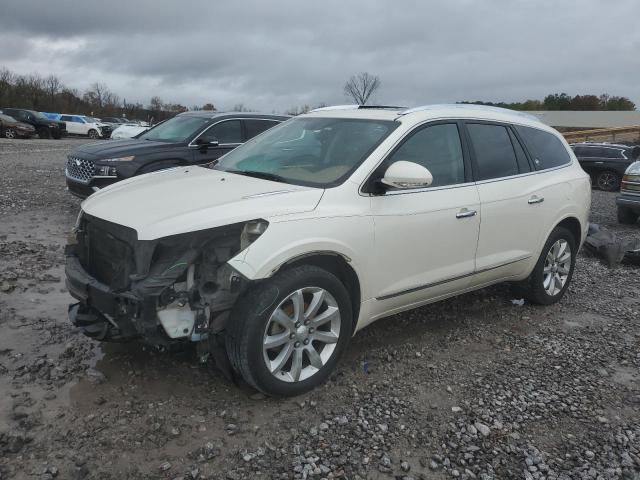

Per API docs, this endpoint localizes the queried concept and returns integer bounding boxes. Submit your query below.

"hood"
[81,167,324,240]
[71,138,172,160]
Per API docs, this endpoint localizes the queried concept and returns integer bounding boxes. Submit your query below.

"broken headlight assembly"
[240,219,269,250]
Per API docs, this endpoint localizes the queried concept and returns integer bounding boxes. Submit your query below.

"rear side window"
[387,123,465,187]
[601,148,623,159]
[61,115,72,122]
[245,119,279,140]
[466,123,519,181]
[515,125,571,170]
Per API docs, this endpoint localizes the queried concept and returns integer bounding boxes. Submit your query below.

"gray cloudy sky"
[1,0,638,112]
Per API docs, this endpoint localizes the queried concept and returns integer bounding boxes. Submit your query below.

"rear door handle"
[528,195,544,204]
[456,208,477,219]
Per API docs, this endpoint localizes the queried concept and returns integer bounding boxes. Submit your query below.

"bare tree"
[343,72,381,105]
[149,96,164,112]
[44,75,62,111]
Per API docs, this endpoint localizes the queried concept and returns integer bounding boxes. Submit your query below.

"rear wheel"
[596,170,620,191]
[617,206,639,225]
[226,265,352,396]
[519,226,576,305]
[4,128,16,139]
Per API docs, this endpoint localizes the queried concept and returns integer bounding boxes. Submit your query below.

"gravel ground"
[0,137,639,480]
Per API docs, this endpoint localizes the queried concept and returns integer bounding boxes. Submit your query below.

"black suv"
[0,108,67,139]
[65,111,289,198]
[571,142,640,191]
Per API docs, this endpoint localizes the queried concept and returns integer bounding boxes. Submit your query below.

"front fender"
[228,216,374,299]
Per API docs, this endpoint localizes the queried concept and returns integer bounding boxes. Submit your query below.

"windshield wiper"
[226,169,288,183]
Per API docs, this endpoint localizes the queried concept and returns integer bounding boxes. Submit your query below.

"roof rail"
[309,104,406,113]
[398,104,542,122]
[309,105,359,112]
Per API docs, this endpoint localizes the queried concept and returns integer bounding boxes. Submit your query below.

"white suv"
[65,104,591,396]
[59,115,111,139]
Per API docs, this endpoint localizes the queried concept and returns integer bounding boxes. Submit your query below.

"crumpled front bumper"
[66,254,144,342]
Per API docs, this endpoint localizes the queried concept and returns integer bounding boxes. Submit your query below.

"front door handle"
[528,195,545,205]
[456,208,477,219]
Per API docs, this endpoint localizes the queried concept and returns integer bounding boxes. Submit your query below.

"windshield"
[215,117,398,187]
[32,111,49,120]
[138,115,209,142]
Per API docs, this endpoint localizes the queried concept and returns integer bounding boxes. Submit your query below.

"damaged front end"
[65,212,267,353]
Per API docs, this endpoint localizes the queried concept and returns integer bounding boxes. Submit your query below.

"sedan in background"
[0,113,36,139]
[65,111,289,197]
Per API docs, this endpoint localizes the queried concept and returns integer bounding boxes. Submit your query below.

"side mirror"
[380,161,433,189]
[195,138,219,148]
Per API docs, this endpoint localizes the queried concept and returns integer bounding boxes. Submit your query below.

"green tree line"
[460,93,635,111]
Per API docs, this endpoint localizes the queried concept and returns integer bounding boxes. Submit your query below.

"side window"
[200,120,242,144]
[515,125,572,170]
[387,123,465,188]
[601,148,622,159]
[466,123,519,180]
[61,116,72,122]
[245,120,279,140]
[573,146,586,156]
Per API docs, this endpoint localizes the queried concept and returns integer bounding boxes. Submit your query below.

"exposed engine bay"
[65,211,268,360]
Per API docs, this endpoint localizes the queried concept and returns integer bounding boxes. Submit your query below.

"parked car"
[59,115,112,139]
[570,142,640,191]
[65,111,288,197]
[65,104,590,396]
[616,161,640,224]
[109,123,150,140]
[0,108,67,139]
[99,117,130,130]
[0,113,36,139]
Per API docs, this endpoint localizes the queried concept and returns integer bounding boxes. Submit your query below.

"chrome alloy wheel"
[543,239,571,296]
[263,287,341,383]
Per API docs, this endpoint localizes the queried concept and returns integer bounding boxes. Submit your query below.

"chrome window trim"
[358,117,574,197]
[188,117,280,148]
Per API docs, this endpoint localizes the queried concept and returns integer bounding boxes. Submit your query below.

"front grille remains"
[77,215,137,291]
[66,156,95,184]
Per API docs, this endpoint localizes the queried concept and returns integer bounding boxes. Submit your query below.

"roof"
[179,111,290,120]
[304,103,547,129]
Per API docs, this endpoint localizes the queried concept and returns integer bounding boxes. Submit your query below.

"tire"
[38,128,50,139]
[617,206,639,225]
[596,170,620,191]
[226,265,353,397]
[519,226,577,305]
[4,128,16,139]
[88,129,99,139]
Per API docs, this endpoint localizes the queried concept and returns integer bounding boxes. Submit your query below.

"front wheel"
[88,129,99,139]
[596,170,620,191]
[38,128,50,139]
[226,265,353,396]
[519,226,577,305]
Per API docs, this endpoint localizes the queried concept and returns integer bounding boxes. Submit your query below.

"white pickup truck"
[59,115,112,139]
